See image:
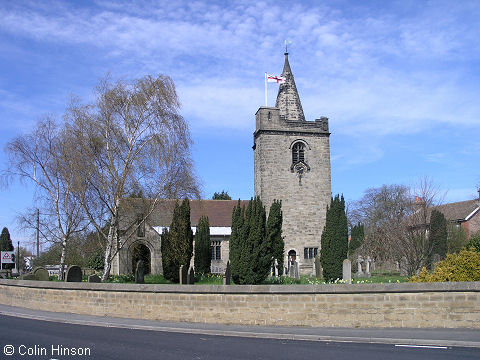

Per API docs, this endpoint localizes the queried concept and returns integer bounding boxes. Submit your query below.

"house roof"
[119,198,249,227]
[432,199,480,222]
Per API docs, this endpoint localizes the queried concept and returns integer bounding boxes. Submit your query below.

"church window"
[304,247,318,259]
[211,240,221,260]
[292,142,305,164]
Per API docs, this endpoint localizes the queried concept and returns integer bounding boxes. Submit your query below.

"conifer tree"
[0,227,14,270]
[194,215,211,276]
[348,223,364,255]
[161,199,193,282]
[266,200,284,275]
[248,196,269,284]
[320,195,348,282]
[229,200,244,284]
[229,197,271,284]
[428,209,448,268]
[0,227,14,252]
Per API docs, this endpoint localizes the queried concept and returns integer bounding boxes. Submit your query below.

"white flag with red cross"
[266,74,285,84]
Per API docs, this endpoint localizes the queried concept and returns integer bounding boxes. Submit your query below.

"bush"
[86,248,104,270]
[409,248,480,282]
[466,233,480,252]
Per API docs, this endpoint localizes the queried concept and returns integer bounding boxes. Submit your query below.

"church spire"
[275,52,305,122]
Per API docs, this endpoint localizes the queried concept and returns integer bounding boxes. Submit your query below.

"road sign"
[1,251,15,264]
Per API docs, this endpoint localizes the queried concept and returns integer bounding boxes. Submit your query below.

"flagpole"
[264,72,268,106]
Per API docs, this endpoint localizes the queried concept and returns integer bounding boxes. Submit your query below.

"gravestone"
[274,259,279,278]
[21,273,36,280]
[0,269,8,279]
[187,266,195,285]
[179,265,188,284]
[365,256,371,277]
[135,260,145,284]
[224,261,231,285]
[356,256,364,277]
[314,255,322,279]
[88,274,101,283]
[65,265,82,282]
[342,259,352,284]
[399,257,408,276]
[289,261,300,280]
[33,266,49,281]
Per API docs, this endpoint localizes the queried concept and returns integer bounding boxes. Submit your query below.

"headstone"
[179,265,188,284]
[356,256,364,277]
[65,265,82,282]
[187,266,195,285]
[21,273,36,280]
[342,259,352,284]
[366,256,371,275]
[135,260,145,284]
[274,259,279,278]
[88,274,101,283]
[33,266,49,281]
[314,255,322,279]
[224,261,231,285]
[0,269,8,279]
[399,257,408,276]
[289,261,300,280]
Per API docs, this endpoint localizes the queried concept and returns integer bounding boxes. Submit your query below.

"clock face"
[294,163,306,175]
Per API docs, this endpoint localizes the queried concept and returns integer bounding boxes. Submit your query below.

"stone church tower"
[253,53,332,274]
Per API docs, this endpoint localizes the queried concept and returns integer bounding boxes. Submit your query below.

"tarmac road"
[1,313,479,360]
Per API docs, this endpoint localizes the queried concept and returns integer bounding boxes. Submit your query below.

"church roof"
[275,53,305,122]
[119,198,249,228]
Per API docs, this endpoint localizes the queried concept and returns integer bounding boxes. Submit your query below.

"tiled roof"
[432,199,480,222]
[120,199,249,227]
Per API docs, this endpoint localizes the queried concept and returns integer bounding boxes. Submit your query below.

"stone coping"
[1,279,479,294]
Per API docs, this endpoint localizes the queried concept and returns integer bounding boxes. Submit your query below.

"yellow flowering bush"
[409,248,480,282]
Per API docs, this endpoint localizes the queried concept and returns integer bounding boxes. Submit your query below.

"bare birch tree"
[4,117,86,279]
[65,75,199,281]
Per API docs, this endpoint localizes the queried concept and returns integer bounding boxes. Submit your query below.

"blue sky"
[1,0,479,251]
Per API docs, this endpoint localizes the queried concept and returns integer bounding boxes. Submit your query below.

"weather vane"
[284,40,292,53]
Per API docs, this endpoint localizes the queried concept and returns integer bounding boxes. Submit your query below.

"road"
[1,314,479,360]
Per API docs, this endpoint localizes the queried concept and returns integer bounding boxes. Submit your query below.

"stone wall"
[1,280,479,329]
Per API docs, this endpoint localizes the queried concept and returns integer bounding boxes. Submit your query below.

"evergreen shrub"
[410,248,480,282]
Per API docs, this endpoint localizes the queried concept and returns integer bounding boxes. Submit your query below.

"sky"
[0,0,479,252]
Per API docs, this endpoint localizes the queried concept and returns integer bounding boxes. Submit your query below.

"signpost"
[1,251,16,271]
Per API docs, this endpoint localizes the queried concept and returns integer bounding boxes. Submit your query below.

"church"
[112,52,332,276]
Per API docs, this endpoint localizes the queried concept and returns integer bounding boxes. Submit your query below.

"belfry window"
[292,142,305,164]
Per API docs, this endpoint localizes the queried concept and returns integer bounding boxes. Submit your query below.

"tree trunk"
[101,207,117,282]
[59,236,67,280]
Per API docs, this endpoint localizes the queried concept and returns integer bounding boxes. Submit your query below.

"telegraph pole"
[17,241,19,273]
[36,209,40,257]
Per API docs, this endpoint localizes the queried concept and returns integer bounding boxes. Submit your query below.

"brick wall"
[1,280,479,328]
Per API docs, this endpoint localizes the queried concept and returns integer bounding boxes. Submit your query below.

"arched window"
[292,142,305,164]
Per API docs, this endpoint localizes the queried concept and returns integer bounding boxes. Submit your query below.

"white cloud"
[0,0,480,135]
